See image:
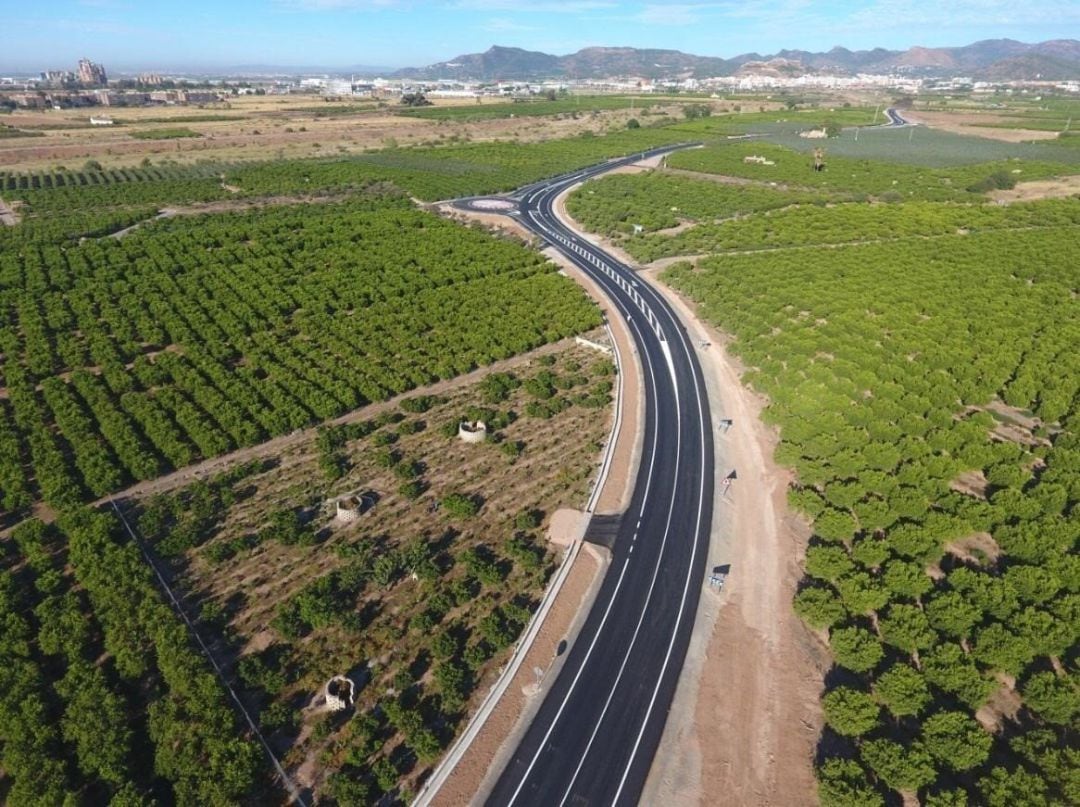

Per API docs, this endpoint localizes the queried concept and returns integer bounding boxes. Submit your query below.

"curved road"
[883,107,911,126]
[457,145,716,806]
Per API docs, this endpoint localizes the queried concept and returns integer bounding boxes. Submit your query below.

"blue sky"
[3,1,1078,72]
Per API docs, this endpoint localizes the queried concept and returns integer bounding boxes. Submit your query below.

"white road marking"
[503,253,663,807]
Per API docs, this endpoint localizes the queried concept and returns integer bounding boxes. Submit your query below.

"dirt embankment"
[423,202,647,804]
[642,273,828,806]
[552,185,828,806]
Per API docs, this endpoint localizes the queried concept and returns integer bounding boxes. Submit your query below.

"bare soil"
[975,673,1023,733]
[945,532,1002,566]
[908,110,1062,142]
[990,174,1080,202]
[0,97,673,172]
[641,269,827,807]
[552,190,827,806]
[0,196,18,225]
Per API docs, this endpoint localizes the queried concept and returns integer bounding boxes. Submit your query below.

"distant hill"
[393,39,1080,81]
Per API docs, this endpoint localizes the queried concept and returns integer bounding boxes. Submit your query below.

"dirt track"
[551,192,828,806]
[641,270,827,805]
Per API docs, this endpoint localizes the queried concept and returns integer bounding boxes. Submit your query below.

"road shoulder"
[420,203,648,805]
[551,185,829,805]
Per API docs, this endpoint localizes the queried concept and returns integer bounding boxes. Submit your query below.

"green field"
[0,510,266,804]
[0,190,602,513]
[566,170,829,236]
[657,203,1079,805]
[760,124,1080,167]
[665,139,1077,194]
[610,195,1080,262]
[129,127,204,140]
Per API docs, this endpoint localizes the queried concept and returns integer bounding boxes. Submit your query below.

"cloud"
[633,3,714,26]
[276,0,408,9]
[845,0,1080,29]
[484,17,538,32]
[451,0,616,12]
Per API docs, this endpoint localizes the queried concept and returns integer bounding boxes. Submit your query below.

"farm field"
[664,139,1078,194]
[397,94,680,121]
[0,92,683,172]
[658,219,1079,804]
[0,125,684,222]
[759,123,1080,165]
[560,125,1080,804]
[0,187,604,517]
[0,340,617,804]
[119,341,617,800]
[0,113,645,805]
[568,142,1080,261]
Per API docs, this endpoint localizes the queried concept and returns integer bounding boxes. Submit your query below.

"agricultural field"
[0,92,685,172]
[568,144,1080,262]
[1,510,267,804]
[0,338,616,804]
[602,192,1080,263]
[0,126,683,219]
[762,124,1080,166]
[117,342,617,801]
[665,140,1077,196]
[557,123,1080,803]
[0,187,603,517]
[0,115,642,805]
[661,221,1079,804]
[666,104,885,138]
[566,171,829,237]
[912,95,1080,134]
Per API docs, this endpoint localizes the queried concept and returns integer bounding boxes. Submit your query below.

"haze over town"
[4,0,1079,71]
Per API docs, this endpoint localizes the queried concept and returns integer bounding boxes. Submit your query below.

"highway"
[455,144,716,806]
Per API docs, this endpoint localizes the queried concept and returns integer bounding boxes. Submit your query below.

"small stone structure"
[335,495,363,524]
[743,155,776,166]
[799,128,828,139]
[324,675,355,712]
[458,420,488,444]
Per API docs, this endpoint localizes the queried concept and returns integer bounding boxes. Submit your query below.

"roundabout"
[459,197,519,213]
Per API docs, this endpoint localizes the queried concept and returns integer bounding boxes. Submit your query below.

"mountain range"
[393,39,1080,81]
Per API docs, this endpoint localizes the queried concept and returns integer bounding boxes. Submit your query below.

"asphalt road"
[456,145,716,807]
[884,107,911,126]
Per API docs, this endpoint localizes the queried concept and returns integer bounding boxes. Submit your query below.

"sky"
[3,0,1079,73]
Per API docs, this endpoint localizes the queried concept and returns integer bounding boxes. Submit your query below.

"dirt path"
[641,268,827,806]
[105,192,359,238]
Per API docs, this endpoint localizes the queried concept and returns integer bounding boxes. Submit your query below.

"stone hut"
[324,676,355,712]
[458,421,488,444]
[335,495,363,524]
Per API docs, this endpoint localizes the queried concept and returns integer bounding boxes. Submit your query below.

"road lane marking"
[610,262,713,806]
[505,202,666,807]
